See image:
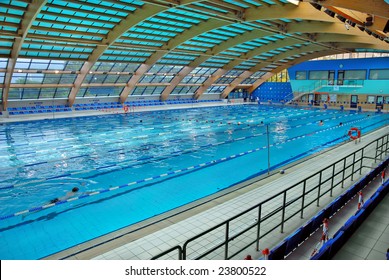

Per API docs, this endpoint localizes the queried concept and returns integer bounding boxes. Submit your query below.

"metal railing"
[152,133,389,260]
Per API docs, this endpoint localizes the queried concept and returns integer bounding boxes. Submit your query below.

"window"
[369,69,389,80]
[344,70,366,80]
[309,70,328,80]
[295,71,306,80]
[367,96,375,103]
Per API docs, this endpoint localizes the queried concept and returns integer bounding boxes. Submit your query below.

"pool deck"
[37,112,387,260]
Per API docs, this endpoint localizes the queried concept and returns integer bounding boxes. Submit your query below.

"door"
[337,71,344,85]
[350,95,358,108]
[376,96,383,109]
[328,71,335,85]
[308,93,314,105]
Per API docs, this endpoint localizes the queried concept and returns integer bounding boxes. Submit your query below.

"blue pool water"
[0,105,387,259]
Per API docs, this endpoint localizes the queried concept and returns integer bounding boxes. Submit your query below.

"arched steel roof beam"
[119,18,227,103]
[158,5,370,101]
[67,4,168,107]
[2,0,47,111]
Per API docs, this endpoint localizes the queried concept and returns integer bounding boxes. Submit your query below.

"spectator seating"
[268,157,389,260]
[7,105,71,115]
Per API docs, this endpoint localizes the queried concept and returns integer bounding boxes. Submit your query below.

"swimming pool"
[0,104,387,259]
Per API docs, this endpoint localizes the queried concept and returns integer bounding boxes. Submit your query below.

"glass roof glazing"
[192,3,229,14]
[13,59,84,71]
[243,0,262,7]
[189,67,218,75]
[0,58,8,69]
[1,0,385,104]
[223,0,250,9]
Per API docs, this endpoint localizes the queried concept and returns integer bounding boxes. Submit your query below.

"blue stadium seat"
[285,227,303,256]
[269,240,287,260]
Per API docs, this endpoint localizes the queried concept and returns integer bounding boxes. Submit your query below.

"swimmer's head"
[72,187,79,193]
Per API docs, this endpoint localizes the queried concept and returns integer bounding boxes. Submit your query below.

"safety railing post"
[351,152,356,181]
[280,191,287,233]
[375,139,379,163]
[360,148,364,175]
[256,205,262,251]
[224,222,229,260]
[301,181,306,218]
[317,171,322,207]
[330,165,335,197]
[341,158,346,188]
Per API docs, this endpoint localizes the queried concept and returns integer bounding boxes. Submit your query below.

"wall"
[251,82,293,102]
[288,57,389,96]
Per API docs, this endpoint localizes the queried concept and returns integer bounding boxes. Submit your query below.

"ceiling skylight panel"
[220,51,242,57]
[127,33,169,42]
[244,41,263,47]
[201,32,229,41]
[243,0,262,7]
[236,44,256,50]
[253,38,270,44]
[140,22,184,33]
[255,20,272,26]
[169,8,210,20]
[262,36,278,42]
[261,0,276,4]
[130,27,177,37]
[229,47,249,53]
[158,12,200,24]
[223,0,250,8]
[212,29,238,37]
[185,41,215,48]
[220,26,246,34]
[176,45,208,52]
[149,17,192,28]
[193,3,229,13]
[193,36,222,45]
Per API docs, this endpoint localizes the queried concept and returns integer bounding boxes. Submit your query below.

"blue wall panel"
[251,82,293,102]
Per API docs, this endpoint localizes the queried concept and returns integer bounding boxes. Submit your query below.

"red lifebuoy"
[348,127,361,140]
[123,105,129,113]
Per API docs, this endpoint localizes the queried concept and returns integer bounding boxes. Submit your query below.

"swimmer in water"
[49,187,79,204]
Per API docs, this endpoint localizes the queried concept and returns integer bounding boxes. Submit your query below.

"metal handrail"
[152,133,389,260]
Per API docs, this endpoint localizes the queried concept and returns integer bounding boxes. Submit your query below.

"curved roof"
[1,0,388,109]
